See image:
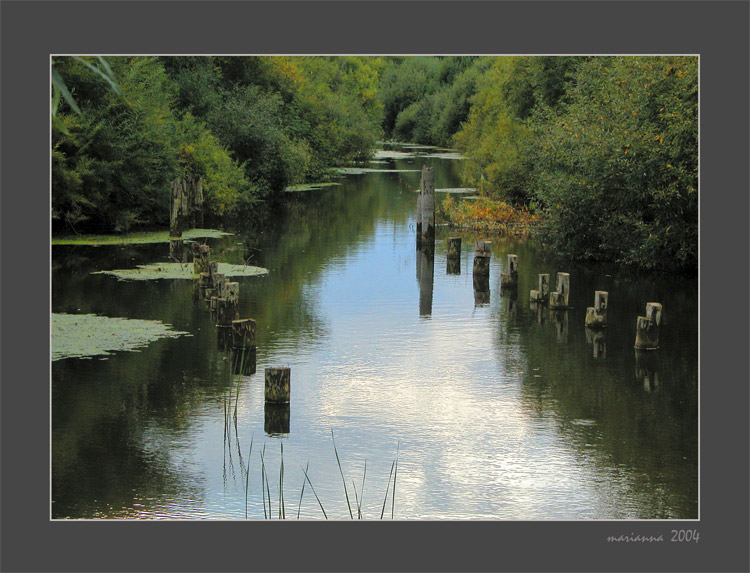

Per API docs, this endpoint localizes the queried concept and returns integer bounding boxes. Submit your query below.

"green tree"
[531,56,698,272]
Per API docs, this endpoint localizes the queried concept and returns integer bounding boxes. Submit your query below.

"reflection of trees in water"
[488,242,698,518]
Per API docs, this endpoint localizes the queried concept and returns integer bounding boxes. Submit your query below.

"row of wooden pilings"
[415,164,663,364]
[191,243,291,435]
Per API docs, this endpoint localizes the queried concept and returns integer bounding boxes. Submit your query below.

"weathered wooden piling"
[500,254,519,288]
[264,403,290,435]
[473,240,491,278]
[225,282,239,304]
[208,261,219,277]
[169,239,185,261]
[265,367,291,404]
[212,273,226,296]
[585,291,609,328]
[231,318,256,349]
[209,295,218,312]
[418,166,436,245]
[217,325,232,351]
[232,346,257,376]
[193,245,211,275]
[216,297,238,327]
[170,179,185,239]
[634,302,662,350]
[198,272,212,289]
[549,272,570,309]
[530,273,550,303]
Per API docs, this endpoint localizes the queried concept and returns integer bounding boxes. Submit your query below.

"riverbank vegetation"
[52,56,697,273]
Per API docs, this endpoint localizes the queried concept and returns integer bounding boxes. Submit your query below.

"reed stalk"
[331,429,353,519]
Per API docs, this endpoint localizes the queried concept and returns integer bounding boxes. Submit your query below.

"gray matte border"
[2,1,747,571]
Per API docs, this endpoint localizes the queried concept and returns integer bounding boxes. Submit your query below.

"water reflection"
[52,148,698,520]
[417,244,435,317]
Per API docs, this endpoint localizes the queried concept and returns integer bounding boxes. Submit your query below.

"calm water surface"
[52,150,698,519]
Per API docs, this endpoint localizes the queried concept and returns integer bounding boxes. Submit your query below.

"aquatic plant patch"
[93,262,269,281]
[52,228,233,246]
[337,167,421,175]
[284,182,341,192]
[51,313,190,360]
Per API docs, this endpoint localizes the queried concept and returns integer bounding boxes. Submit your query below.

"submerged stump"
[265,367,291,404]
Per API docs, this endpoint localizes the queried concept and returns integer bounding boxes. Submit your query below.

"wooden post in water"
[225,282,239,304]
[549,272,570,309]
[530,273,550,303]
[232,346,257,376]
[500,254,519,288]
[194,244,211,275]
[231,318,256,349]
[170,179,184,239]
[265,367,291,404]
[634,302,662,350]
[216,297,238,327]
[419,166,435,245]
[217,325,232,351]
[473,240,491,277]
[585,291,608,328]
[212,273,226,297]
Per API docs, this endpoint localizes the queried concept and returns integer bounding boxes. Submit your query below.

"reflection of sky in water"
[176,214,662,520]
[53,155,696,520]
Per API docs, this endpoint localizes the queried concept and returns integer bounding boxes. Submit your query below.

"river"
[52,145,698,520]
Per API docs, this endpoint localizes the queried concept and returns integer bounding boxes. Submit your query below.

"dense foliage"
[451,56,698,273]
[52,56,383,233]
[51,56,698,273]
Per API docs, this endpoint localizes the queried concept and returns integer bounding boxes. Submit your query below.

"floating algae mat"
[52,228,233,246]
[337,167,422,175]
[284,182,341,192]
[93,262,269,281]
[51,313,190,361]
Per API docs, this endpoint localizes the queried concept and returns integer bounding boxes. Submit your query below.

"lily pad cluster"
[51,313,190,361]
[92,262,269,281]
[52,228,233,246]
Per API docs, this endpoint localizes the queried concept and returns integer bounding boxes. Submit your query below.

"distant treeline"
[52,56,697,273]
